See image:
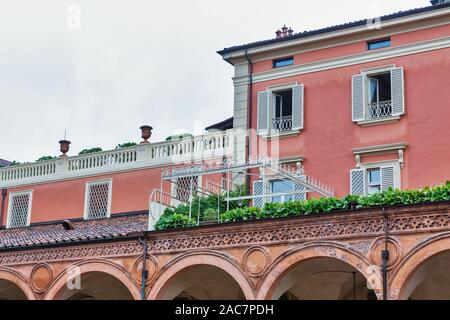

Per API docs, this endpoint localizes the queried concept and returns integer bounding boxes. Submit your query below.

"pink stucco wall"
[249,47,450,197]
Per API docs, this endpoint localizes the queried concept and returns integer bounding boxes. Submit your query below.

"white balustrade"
[0,131,233,187]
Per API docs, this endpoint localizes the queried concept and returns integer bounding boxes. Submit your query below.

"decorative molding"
[353,142,407,168]
[242,246,270,278]
[232,37,450,85]
[0,203,448,266]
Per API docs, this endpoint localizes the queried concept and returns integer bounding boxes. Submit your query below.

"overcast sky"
[0,0,430,162]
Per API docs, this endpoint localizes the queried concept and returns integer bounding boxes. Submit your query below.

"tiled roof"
[205,117,234,131]
[0,159,11,167]
[217,3,450,56]
[0,212,148,250]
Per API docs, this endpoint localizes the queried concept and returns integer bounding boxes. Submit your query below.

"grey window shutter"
[381,165,398,191]
[293,175,306,201]
[292,84,304,130]
[391,67,405,116]
[350,169,366,195]
[257,91,269,135]
[253,180,264,208]
[352,74,365,122]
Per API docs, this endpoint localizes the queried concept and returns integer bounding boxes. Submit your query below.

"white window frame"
[357,65,402,126]
[6,190,33,229]
[265,82,300,137]
[83,179,113,220]
[360,160,401,195]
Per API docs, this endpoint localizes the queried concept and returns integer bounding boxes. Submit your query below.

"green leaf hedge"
[154,181,450,230]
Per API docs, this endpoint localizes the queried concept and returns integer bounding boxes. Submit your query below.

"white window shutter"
[350,169,366,195]
[253,180,264,208]
[292,84,304,130]
[352,74,365,122]
[391,67,405,116]
[381,165,400,191]
[257,91,269,135]
[293,175,306,201]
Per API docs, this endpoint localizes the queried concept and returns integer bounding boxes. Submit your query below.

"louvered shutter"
[253,180,264,208]
[257,91,269,135]
[391,67,405,116]
[293,175,306,201]
[352,74,365,122]
[381,165,400,191]
[350,169,366,195]
[292,84,304,130]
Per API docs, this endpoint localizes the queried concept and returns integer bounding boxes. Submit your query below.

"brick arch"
[147,250,255,300]
[0,268,36,300]
[43,259,140,300]
[389,232,450,300]
[256,241,375,300]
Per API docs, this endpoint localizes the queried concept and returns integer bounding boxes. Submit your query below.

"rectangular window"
[367,168,381,194]
[271,180,295,203]
[273,57,294,68]
[367,72,392,119]
[84,180,112,220]
[367,38,391,50]
[7,191,32,228]
[272,89,293,132]
[175,176,199,202]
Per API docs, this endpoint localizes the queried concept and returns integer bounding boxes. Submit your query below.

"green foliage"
[116,142,137,149]
[78,147,103,155]
[154,185,249,230]
[155,182,450,230]
[9,161,22,166]
[165,133,193,141]
[36,156,56,162]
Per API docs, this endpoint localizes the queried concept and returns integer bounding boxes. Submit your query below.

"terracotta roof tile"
[0,212,148,250]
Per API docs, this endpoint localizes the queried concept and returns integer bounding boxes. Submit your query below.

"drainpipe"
[138,236,148,300]
[244,49,253,195]
[382,207,390,300]
[0,189,7,229]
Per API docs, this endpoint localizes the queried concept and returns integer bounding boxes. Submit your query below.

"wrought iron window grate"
[86,181,111,220]
[8,192,31,228]
[272,115,293,133]
[175,176,199,202]
[367,100,393,119]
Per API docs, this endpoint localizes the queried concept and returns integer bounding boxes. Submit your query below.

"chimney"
[430,0,450,5]
[275,25,294,39]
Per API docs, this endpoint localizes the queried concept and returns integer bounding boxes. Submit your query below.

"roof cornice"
[218,4,450,62]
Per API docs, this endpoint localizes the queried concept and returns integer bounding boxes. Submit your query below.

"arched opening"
[0,279,28,300]
[270,257,376,300]
[158,265,246,300]
[56,272,135,300]
[402,250,450,300]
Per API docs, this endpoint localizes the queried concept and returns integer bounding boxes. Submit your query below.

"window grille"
[85,180,112,220]
[7,191,32,228]
[175,176,199,202]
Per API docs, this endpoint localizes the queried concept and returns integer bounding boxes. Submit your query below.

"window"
[367,168,381,194]
[253,177,306,208]
[175,176,199,202]
[84,180,112,220]
[368,38,391,50]
[273,57,294,68]
[7,191,32,228]
[271,180,295,203]
[367,72,392,119]
[273,89,293,132]
[257,84,304,136]
[350,164,400,196]
[352,67,404,124]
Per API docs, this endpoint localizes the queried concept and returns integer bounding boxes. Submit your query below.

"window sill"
[261,130,300,140]
[357,116,400,127]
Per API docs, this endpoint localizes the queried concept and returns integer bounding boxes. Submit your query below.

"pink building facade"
[0,2,449,229]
